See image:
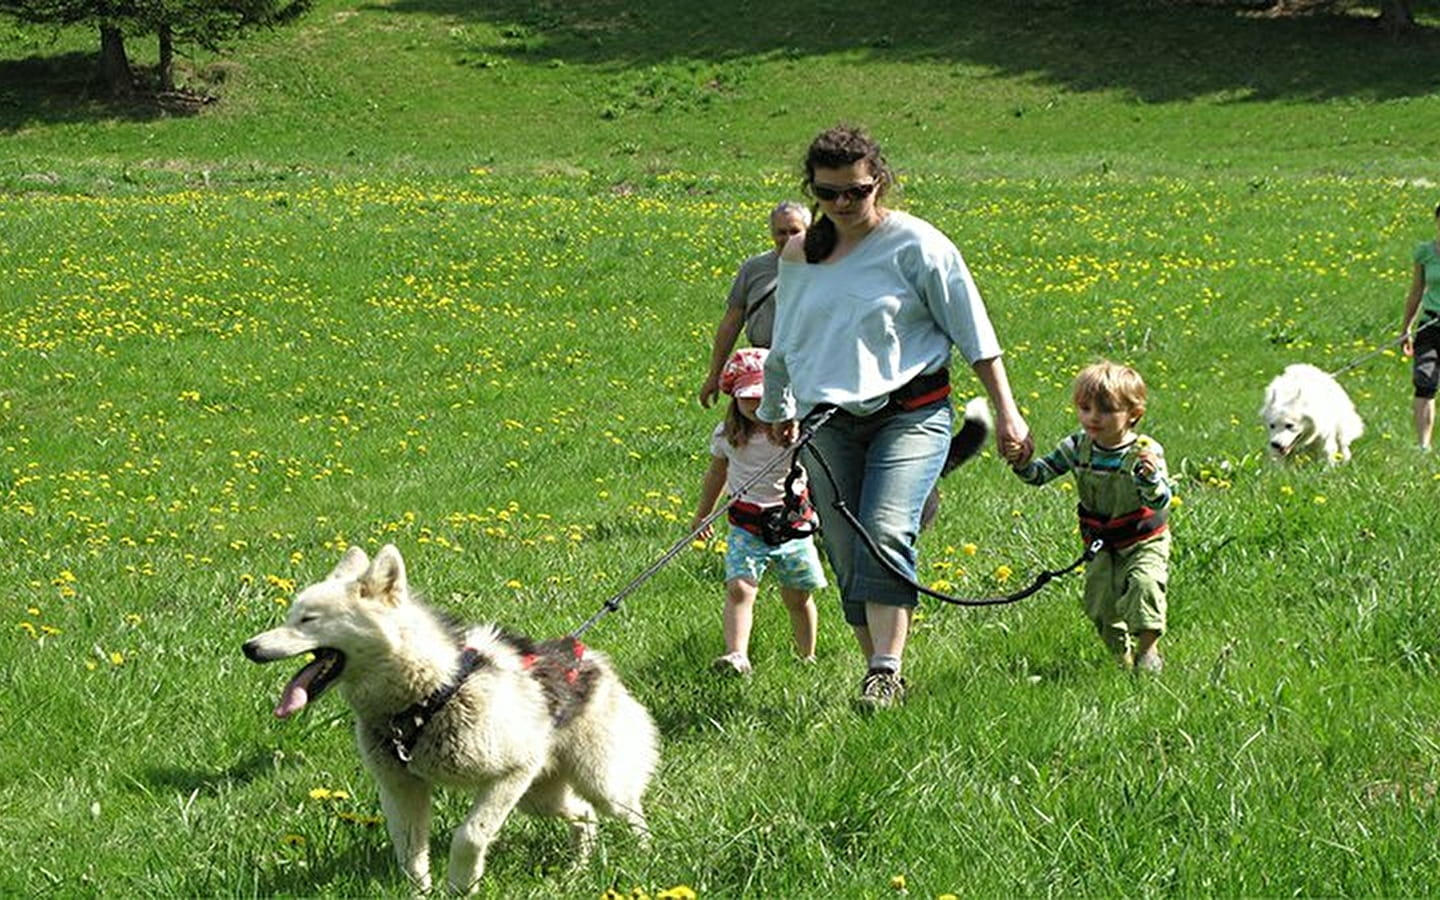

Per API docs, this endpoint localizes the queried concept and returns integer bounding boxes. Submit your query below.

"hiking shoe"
[712,652,752,676]
[1134,651,1164,674]
[856,668,907,710]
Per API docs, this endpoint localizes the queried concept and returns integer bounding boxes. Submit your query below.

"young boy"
[1009,361,1172,671]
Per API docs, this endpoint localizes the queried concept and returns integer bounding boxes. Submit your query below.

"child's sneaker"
[856,668,906,710]
[712,652,752,676]
[1134,650,1164,674]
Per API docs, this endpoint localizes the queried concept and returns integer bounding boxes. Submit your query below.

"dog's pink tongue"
[275,682,309,718]
[274,661,322,718]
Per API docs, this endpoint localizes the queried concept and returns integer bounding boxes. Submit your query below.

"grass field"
[3,1,1440,897]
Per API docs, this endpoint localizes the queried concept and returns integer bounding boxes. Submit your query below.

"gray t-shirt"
[726,250,780,348]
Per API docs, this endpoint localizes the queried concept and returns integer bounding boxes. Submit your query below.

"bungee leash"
[796,412,1103,608]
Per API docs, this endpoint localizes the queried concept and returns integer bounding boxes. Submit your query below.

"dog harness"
[384,646,487,764]
[382,637,596,765]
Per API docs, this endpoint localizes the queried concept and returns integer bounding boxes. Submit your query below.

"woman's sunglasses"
[811,181,879,203]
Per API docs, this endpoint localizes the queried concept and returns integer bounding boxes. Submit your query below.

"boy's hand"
[1134,440,1159,480]
[1001,437,1032,468]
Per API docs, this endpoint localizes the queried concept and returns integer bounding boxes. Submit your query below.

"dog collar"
[384,646,486,765]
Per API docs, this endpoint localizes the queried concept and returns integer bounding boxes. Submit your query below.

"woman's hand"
[997,412,1033,468]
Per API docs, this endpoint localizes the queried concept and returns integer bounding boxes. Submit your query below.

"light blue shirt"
[758,210,1002,421]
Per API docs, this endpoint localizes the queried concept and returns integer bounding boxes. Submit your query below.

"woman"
[1401,202,1440,451]
[758,124,1032,709]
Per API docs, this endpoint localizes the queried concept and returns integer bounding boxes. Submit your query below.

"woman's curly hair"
[801,124,895,263]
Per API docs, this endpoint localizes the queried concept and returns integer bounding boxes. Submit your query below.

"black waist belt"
[1078,504,1169,550]
[890,368,951,411]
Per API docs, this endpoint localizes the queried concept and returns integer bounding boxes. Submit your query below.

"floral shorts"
[724,527,827,590]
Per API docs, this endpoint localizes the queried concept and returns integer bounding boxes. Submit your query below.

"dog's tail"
[941,397,993,477]
[920,398,993,530]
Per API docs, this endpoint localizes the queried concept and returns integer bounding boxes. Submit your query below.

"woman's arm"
[972,355,1033,466]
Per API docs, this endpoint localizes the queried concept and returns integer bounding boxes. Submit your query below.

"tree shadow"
[0,51,189,135]
[371,0,1440,102]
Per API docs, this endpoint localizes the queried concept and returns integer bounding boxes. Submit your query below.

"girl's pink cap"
[720,347,768,398]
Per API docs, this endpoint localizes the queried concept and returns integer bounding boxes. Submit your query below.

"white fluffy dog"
[1260,363,1364,463]
[244,545,657,894]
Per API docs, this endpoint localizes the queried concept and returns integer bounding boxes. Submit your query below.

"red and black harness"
[1077,504,1169,551]
[383,635,595,765]
[728,368,952,547]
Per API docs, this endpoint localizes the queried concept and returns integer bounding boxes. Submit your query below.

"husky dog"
[1260,363,1364,463]
[243,544,658,895]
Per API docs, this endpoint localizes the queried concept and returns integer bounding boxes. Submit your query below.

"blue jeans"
[802,400,952,625]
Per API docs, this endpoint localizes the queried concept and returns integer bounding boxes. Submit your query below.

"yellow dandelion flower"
[961,542,977,555]
[994,565,1013,584]
[505,579,523,589]
[1313,495,1327,505]
[890,873,907,891]
[308,787,333,800]
[108,651,125,666]
[280,833,306,847]
[657,888,697,900]
[1280,485,1294,496]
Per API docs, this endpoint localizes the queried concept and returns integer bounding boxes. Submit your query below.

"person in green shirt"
[1401,201,1440,451]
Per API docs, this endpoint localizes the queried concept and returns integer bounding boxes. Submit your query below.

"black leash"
[798,420,1103,607]
[569,407,840,639]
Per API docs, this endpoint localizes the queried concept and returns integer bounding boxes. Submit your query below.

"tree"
[0,0,311,98]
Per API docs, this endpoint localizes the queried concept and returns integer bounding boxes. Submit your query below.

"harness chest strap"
[386,646,486,764]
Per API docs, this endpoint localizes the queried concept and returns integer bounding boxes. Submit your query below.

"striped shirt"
[1015,431,1172,517]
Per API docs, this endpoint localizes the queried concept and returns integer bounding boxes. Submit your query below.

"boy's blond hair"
[1073,361,1147,422]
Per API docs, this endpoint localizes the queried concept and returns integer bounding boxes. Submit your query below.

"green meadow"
[3,1,1440,897]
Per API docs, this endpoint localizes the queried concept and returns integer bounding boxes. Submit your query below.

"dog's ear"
[330,545,370,581]
[361,544,408,606]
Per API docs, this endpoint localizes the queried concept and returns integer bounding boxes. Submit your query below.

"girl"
[691,347,826,675]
